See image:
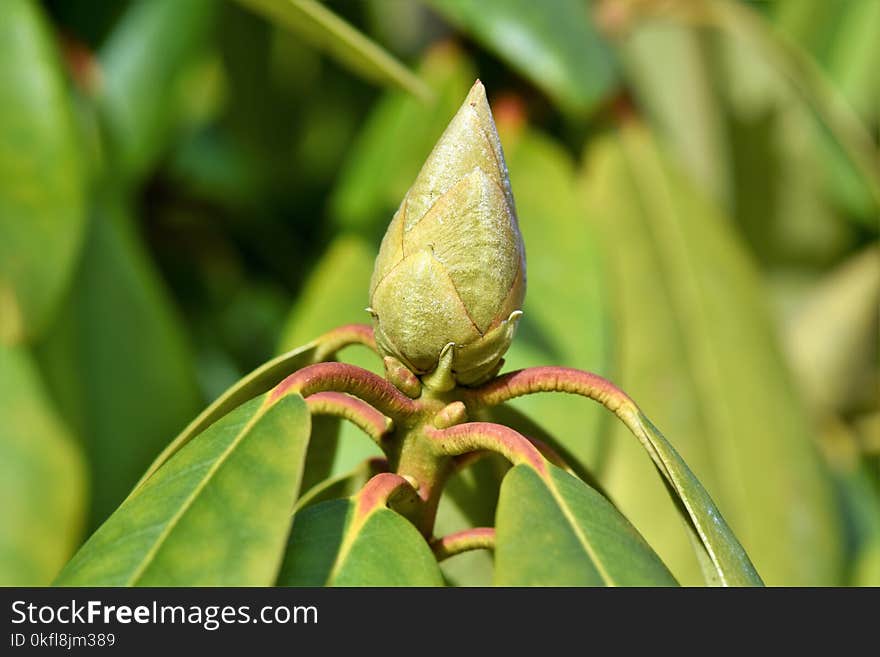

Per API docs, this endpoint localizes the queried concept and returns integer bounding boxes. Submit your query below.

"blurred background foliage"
[0,0,877,586]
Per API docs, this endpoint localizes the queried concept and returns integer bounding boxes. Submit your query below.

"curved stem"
[313,323,378,360]
[470,366,763,586]
[272,362,420,420]
[432,528,495,562]
[305,391,393,445]
[426,422,546,473]
[468,366,636,418]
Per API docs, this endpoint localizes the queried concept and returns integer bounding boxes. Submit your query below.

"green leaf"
[719,0,880,223]
[581,124,842,585]
[135,335,320,492]
[786,245,880,414]
[497,125,612,471]
[613,18,732,210]
[54,392,311,586]
[0,0,87,344]
[278,499,444,586]
[494,464,677,586]
[426,0,617,115]
[35,199,202,529]
[330,44,476,234]
[99,0,217,184]
[279,234,383,477]
[0,345,86,585]
[235,0,429,100]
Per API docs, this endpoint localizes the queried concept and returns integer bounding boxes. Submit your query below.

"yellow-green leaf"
[55,392,311,586]
[426,0,617,115]
[581,124,843,585]
[494,464,677,586]
[0,0,87,344]
[0,345,86,585]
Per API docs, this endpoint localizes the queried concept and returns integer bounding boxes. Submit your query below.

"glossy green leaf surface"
[582,124,841,585]
[236,0,429,99]
[498,125,612,471]
[0,345,86,585]
[0,0,86,344]
[55,392,311,586]
[135,338,318,491]
[426,0,616,115]
[36,201,202,528]
[494,464,677,586]
[278,498,443,586]
[100,0,217,184]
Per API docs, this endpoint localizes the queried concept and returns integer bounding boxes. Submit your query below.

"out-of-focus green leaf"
[55,392,310,586]
[786,246,880,414]
[279,235,375,352]
[775,0,880,126]
[279,234,383,476]
[331,44,475,235]
[581,124,842,585]
[426,0,617,115]
[495,123,612,471]
[235,0,429,100]
[35,199,202,529]
[0,0,87,344]
[278,496,443,586]
[715,0,880,223]
[494,464,677,586]
[705,18,862,262]
[854,541,880,586]
[99,0,217,184]
[0,345,86,585]
[613,19,732,210]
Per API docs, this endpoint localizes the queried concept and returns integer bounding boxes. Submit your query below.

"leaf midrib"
[124,398,273,585]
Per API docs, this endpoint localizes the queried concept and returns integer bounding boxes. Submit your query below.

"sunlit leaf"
[426,0,617,114]
[236,0,429,99]
[497,123,612,471]
[0,0,87,344]
[0,345,86,585]
[581,124,842,585]
[278,492,443,586]
[494,464,677,586]
[786,245,880,414]
[55,392,310,586]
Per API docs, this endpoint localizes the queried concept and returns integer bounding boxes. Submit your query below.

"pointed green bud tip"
[369,80,526,387]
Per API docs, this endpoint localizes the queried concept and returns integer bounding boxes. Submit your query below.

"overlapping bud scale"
[369,81,526,387]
